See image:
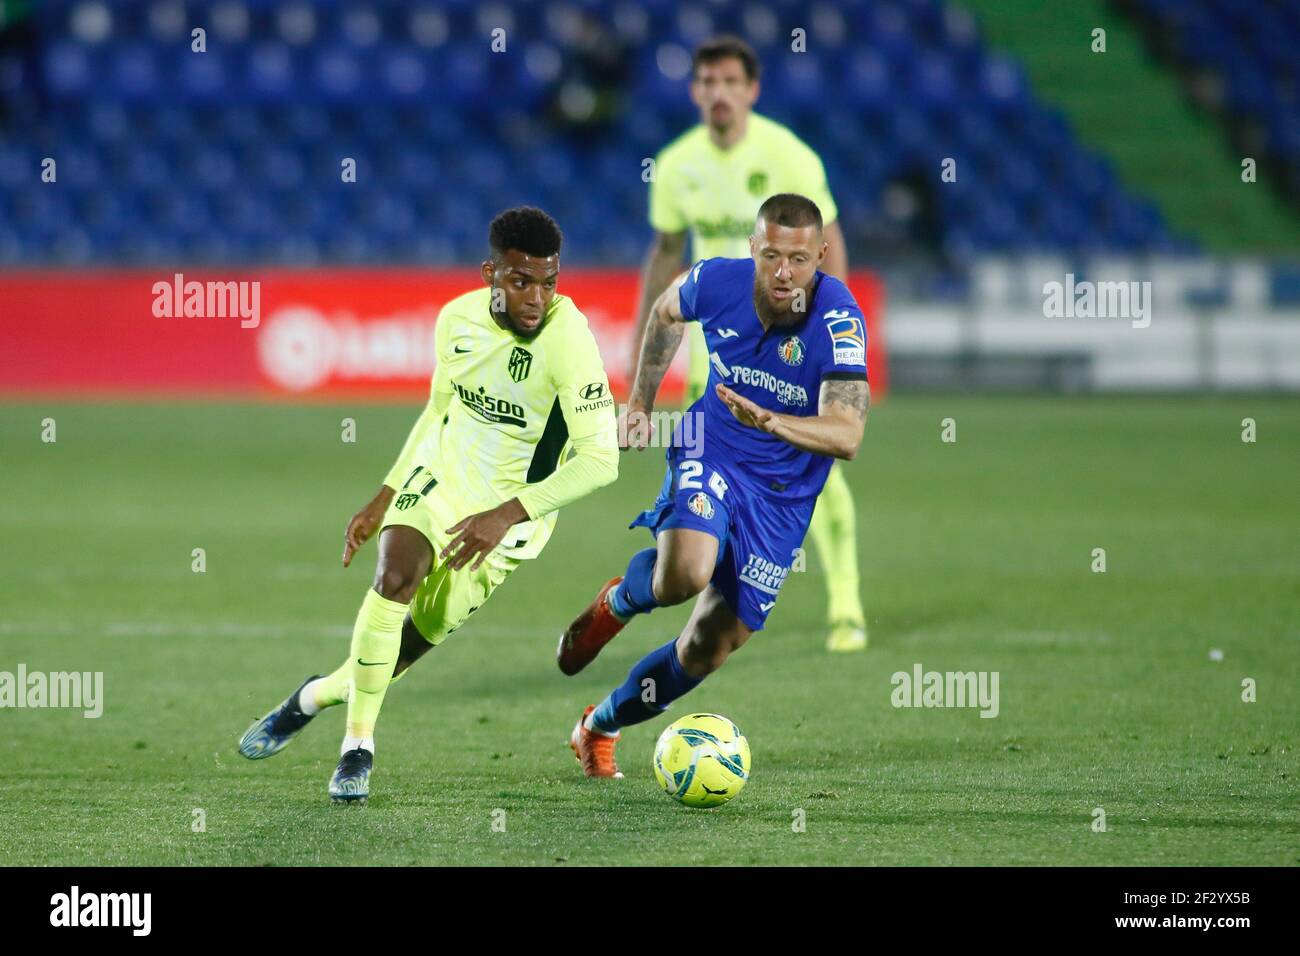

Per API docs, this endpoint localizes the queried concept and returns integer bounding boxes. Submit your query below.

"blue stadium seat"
[0,0,1192,264]
[1137,0,1300,167]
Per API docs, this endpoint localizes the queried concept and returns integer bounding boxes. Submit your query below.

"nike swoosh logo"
[454,345,472,353]
[356,659,390,667]
[716,328,739,338]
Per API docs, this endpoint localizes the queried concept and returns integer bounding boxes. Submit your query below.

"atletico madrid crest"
[508,346,532,382]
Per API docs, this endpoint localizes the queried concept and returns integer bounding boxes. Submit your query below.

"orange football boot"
[556,577,628,676]
[569,705,624,779]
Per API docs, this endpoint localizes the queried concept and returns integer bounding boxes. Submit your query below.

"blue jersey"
[675,257,869,501]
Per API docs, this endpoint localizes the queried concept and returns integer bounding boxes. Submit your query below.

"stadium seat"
[0,0,1191,264]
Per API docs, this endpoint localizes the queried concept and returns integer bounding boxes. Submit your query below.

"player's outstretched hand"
[343,487,394,568]
[619,405,656,451]
[442,498,529,572]
[716,384,778,434]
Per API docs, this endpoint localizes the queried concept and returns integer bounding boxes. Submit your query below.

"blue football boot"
[237,675,322,760]
[329,747,373,805]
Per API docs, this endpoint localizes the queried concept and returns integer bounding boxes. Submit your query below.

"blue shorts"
[629,450,815,631]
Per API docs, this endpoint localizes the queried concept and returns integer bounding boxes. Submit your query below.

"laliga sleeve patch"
[825,309,865,366]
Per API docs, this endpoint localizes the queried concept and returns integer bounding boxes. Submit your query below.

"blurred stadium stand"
[0,0,1205,267]
[1121,0,1300,210]
[960,0,1300,254]
[0,0,1296,394]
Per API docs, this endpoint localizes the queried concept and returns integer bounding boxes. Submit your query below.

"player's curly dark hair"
[489,206,563,259]
[757,193,823,231]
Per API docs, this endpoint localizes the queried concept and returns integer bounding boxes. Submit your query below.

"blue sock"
[606,547,659,620]
[589,638,703,734]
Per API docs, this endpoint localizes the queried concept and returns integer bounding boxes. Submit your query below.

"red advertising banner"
[0,269,886,402]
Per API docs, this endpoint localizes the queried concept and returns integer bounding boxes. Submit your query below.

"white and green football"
[652,713,750,808]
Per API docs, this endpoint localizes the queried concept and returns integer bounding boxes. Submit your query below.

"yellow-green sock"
[342,588,409,739]
[309,662,352,710]
[308,645,412,712]
[809,464,865,627]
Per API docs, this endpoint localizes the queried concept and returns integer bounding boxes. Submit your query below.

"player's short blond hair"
[756,193,822,232]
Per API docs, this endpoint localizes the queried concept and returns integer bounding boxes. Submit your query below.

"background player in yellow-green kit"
[629,36,867,652]
[237,208,619,803]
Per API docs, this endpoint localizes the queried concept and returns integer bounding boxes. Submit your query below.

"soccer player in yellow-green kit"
[628,36,868,652]
[236,208,619,803]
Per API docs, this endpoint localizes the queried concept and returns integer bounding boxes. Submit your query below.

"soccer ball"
[652,713,750,808]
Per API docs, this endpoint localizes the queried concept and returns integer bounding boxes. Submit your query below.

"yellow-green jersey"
[650,112,838,257]
[383,287,619,562]
[648,112,839,401]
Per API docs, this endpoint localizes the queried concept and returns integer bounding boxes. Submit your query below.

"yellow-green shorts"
[380,466,521,647]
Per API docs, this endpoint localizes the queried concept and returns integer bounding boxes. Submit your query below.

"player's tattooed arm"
[629,230,689,384]
[810,376,869,459]
[715,376,868,460]
[624,270,690,449]
[821,376,870,421]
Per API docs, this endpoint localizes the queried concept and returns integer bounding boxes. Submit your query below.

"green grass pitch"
[0,395,1295,866]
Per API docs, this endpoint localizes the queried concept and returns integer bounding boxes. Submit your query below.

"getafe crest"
[777,335,805,367]
[687,492,715,520]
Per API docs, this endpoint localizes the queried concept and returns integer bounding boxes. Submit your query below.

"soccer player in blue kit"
[557,194,871,777]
